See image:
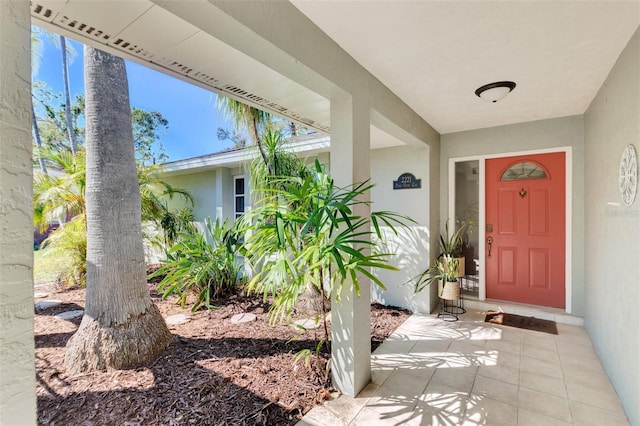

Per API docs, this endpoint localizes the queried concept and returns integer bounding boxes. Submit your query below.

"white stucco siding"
[0,0,37,423]
[584,27,639,426]
[441,115,586,316]
[370,146,434,313]
[163,170,220,223]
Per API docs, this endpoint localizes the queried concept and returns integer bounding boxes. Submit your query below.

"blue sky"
[33,31,236,161]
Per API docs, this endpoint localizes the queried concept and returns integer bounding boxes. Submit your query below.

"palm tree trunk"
[31,99,47,174]
[60,35,78,155]
[250,116,273,175]
[65,46,171,373]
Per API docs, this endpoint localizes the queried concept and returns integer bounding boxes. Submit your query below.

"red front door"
[486,153,565,308]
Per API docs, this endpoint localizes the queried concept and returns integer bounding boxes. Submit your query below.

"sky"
[33,30,236,162]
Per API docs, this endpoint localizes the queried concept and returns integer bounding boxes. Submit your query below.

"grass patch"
[34,248,71,285]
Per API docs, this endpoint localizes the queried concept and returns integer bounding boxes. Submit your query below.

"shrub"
[151,217,242,311]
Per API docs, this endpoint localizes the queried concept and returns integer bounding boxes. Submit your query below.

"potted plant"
[414,254,461,300]
[438,220,470,278]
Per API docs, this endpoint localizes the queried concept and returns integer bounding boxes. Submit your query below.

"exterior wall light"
[475,81,517,103]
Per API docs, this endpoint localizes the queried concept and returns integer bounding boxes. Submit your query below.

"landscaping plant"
[238,160,413,361]
[152,217,243,311]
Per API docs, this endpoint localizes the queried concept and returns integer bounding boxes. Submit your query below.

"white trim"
[448,146,573,313]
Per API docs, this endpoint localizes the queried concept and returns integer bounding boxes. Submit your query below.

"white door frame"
[448,146,573,313]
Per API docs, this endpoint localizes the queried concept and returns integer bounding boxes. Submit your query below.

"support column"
[0,0,37,424]
[330,95,371,397]
[215,167,233,221]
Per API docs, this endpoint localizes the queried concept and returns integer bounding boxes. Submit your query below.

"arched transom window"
[500,162,548,181]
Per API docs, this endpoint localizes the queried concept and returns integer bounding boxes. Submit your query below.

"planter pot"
[442,257,466,278]
[438,279,460,300]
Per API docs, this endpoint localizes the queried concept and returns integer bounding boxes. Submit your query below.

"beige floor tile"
[324,394,368,424]
[521,345,560,363]
[350,406,414,426]
[569,400,630,426]
[356,382,380,399]
[477,363,519,385]
[522,331,557,348]
[485,338,521,355]
[428,368,476,395]
[381,368,433,395]
[518,387,572,422]
[519,370,567,397]
[565,379,625,412]
[406,389,466,425]
[556,340,597,357]
[518,407,572,426]
[464,394,518,426]
[492,349,521,368]
[558,331,593,347]
[298,405,348,426]
[371,366,394,385]
[520,355,563,379]
[561,364,610,387]
[448,339,486,355]
[410,339,451,353]
[471,375,518,406]
[374,340,416,355]
[365,389,419,417]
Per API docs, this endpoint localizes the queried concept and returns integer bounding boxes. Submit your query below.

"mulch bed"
[35,282,411,425]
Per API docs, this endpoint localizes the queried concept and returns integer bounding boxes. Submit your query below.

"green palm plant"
[152,217,242,311]
[217,95,272,173]
[238,160,414,350]
[33,149,194,286]
[248,125,311,202]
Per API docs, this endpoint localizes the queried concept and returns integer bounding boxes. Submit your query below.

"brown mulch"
[35,281,411,426]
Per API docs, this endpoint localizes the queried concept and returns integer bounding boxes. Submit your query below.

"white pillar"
[0,0,37,424]
[215,167,232,221]
[330,95,371,397]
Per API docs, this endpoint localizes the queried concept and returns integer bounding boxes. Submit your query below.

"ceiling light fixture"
[475,81,516,103]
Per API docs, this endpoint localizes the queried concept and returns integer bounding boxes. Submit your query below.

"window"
[500,162,547,181]
[234,176,245,219]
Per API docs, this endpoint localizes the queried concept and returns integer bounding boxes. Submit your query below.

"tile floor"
[297,307,629,426]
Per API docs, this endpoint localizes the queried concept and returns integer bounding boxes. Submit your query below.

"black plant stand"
[437,294,466,322]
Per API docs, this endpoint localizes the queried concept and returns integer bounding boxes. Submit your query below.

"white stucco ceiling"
[292,1,640,134]
[32,1,639,143]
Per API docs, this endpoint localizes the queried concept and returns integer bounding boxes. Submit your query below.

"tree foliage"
[152,217,243,311]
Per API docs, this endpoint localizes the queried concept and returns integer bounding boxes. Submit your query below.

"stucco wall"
[370,145,435,313]
[163,169,223,223]
[0,0,37,423]
[441,115,586,315]
[584,27,639,425]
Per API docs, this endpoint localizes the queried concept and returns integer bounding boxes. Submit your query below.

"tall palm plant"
[217,95,273,173]
[238,160,413,354]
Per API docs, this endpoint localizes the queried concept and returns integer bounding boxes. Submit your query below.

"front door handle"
[487,236,494,258]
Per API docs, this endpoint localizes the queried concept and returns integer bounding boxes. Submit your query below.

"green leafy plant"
[40,217,87,287]
[152,217,242,311]
[438,220,470,258]
[238,160,414,353]
[414,254,460,295]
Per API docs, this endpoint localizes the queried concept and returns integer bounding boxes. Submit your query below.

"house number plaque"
[393,172,421,190]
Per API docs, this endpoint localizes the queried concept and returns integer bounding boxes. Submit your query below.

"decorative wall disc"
[619,144,637,206]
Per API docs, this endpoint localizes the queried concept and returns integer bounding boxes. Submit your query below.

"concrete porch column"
[330,95,371,397]
[215,167,233,221]
[0,0,37,423]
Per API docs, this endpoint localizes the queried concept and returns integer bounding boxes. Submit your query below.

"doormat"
[485,311,558,335]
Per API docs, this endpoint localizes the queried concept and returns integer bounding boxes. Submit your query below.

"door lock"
[487,236,494,258]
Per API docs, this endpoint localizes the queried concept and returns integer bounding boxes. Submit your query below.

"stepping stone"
[34,292,49,299]
[292,318,321,330]
[55,310,84,320]
[230,313,257,324]
[165,314,191,325]
[35,300,62,310]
